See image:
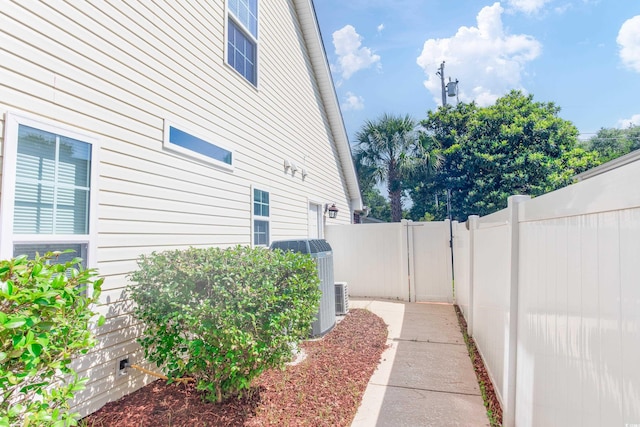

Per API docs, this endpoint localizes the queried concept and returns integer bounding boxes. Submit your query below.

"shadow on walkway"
[350,299,489,427]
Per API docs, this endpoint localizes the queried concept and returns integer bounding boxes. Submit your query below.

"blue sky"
[313,1,640,143]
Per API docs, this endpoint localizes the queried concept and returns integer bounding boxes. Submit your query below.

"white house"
[0,0,362,416]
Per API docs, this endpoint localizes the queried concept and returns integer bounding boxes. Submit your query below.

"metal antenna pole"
[437,61,446,107]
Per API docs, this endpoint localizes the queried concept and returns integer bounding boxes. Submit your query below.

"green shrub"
[0,251,104,427]
[128,245,320,403]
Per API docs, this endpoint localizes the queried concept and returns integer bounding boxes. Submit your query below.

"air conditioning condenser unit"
[335,282,348,316]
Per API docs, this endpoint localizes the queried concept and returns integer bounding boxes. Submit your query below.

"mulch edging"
[82,308,388,427]
[453,305,503,427]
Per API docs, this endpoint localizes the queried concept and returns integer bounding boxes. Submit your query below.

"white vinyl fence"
[454,160,640,427]
[326,220,452,303]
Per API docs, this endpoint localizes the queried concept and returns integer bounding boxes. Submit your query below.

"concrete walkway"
[350,299,489,427]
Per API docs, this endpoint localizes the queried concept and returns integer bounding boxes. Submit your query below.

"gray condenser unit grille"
[270,239,336,336]
[335,282,348,315]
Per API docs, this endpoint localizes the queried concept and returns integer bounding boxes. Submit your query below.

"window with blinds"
[14,125,91,235]
[0,113,97,267]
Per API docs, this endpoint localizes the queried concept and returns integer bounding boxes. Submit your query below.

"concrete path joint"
[376,383,482,397]
[391,337,465,346]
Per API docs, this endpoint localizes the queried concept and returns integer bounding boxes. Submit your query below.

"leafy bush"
[0,252,104,427]
[128,245,320,403]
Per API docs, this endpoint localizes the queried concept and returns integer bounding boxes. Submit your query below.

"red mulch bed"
[82,309,388,426]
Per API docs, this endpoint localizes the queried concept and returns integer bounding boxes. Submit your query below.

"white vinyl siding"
[0,0,353,417]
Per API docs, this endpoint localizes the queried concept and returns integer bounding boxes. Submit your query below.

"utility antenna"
[436,61,446,106]
[436,61,459,106]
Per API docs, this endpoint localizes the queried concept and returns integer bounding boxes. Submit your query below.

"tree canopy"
[407,90,600,221]
[582,126,640,163]
[354,113,439,222]
[360,187,392,222]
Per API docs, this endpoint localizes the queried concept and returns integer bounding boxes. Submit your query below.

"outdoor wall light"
[325,203,339,219]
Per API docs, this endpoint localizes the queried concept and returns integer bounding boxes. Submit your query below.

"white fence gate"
[325,220,452,302]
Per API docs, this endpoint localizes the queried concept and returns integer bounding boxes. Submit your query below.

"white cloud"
[332,25,381,80]
[377,23,385,33]
[507,0,552,14]
[341,92,365,111]
[617,15,640,73]
[553,3,572,14]
[416,2,541,106]
[618,114,640,128]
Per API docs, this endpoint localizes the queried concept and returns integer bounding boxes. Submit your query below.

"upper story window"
[0,113,99,268]
[227,0,258,86]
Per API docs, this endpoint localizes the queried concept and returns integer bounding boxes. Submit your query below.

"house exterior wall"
[0,1,357,416]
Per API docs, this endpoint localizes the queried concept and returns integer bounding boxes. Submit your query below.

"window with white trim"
[0,113,98,267]
[227,0,258,85]
[163,120,234,170]
[252,188,269,246]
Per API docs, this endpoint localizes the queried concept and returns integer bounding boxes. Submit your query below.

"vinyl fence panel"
[472,217,511,406]
[452,220,471,317]
[514,182,640,426]
[326,223,409,300]
[326,220,452,302]
[453,159,640,426]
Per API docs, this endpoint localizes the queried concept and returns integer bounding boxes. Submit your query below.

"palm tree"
[354,113,440,222]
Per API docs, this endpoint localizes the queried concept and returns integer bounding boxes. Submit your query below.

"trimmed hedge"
[128,245,320,402]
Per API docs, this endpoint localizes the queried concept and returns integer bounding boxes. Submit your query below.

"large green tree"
[408,91,600,220]
[361,187,392,222]
[354,113,440,222]
[354,152,390,222]
[582,126,640,162]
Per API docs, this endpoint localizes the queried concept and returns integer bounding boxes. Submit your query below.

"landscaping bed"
[82,308,388,426]
[454,305,502,427]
